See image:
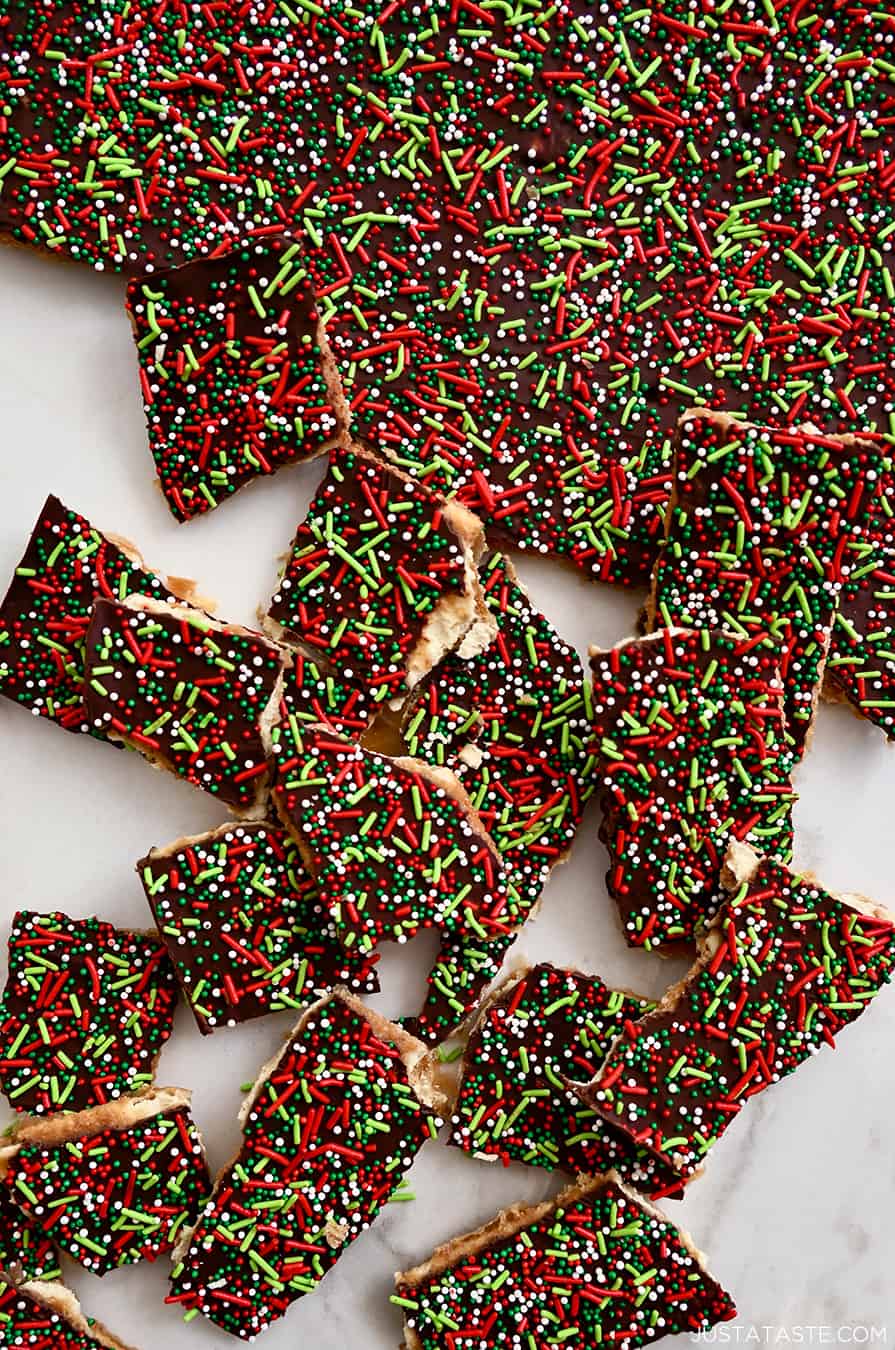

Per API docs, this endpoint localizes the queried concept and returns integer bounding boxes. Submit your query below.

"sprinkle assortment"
[1,3,893,574]
[402,551,594,1040]
[266,442,482,703]
[267,648,374,762]
[590,628,797,950]
[449,963,683,1198]
[138,821,378,1034]
[5,1104,211,1276]
[581,849,895,1178]
[0,494,172,736]
[652,413,884,755]
[0,1190,61,1284]
[167,993,441,1341]
[0,3,351,271]
[394,1177,736,1348]
[273,725,512,955]
[0,1284,118,1350]
[126,238,337,522]
[0,911,177,1116]
[316,0,895,583]
[84,597,284,813]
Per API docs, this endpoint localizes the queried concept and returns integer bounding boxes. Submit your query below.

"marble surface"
[0,245,893,1348]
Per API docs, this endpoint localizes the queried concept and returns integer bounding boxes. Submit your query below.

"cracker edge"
[0,1086,194,1161]
[12,1279,138,1350]
[260,441,495,688]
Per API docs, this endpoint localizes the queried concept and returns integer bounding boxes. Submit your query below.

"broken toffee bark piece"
[590,628,797,952]
[0,494,178,736]
[126,239,339,522]
[401,552,594,1040]
[84,596,286,815]
[138,821,379,1034]
[0,1280,137,1350]
[393,1174,736,1349]
[825,459,895,739]
[0,910,177,1116]
[651,410,884,756]
[264,441,490,706]
[0,1191,61,1285]
[402,936,509,1050]
[579,842,895,1180]
[0,1088,210,1276]
[167,991,446,1341]
[273,725,513,955]
[449,964,683,1198]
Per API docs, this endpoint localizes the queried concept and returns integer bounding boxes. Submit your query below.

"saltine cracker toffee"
[138,821,379,1034]
[590,627,796,950]
[84,597,285,814]
[825,461,895,738]
[266,648,375,747]
[449,963,682,1198]
[0,911,177,1117]
[0,1282,136,1350]
[167,993,445,1340]
[0,1191,61,1285]
[1,0,895,1338]
[272,726,513,955]
[579,844,895,1179]
[0,496,175,737]
[0,1090,211,1277]
[651,412,884,756]
[126,238,338,520]
[402,552,593,1040]
[393,1176,736,1349]
[265,442,488,705]
[2,4,891,577]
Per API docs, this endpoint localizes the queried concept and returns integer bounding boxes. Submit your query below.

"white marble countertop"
[1,246,893,1348]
